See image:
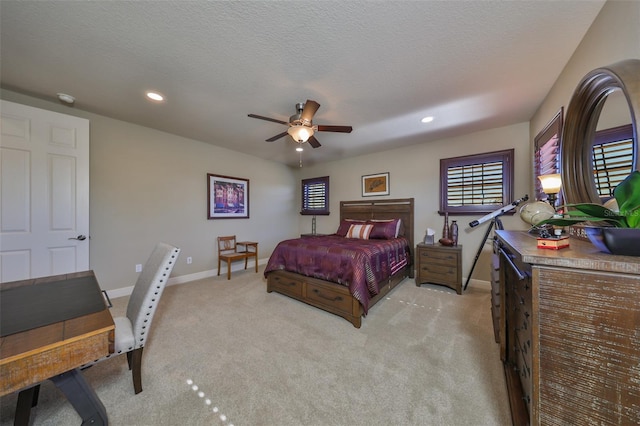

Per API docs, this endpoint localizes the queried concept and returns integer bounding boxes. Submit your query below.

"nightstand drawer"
[418,249,458,265]
[419,263,459,280]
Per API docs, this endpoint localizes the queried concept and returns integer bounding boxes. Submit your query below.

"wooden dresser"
[494,230,640,425]
[415,243,462,294]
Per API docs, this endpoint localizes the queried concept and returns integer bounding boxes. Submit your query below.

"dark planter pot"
[584,227,640,256]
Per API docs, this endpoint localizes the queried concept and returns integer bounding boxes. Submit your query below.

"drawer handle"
[499,247,527,280]
[312,289,343,302]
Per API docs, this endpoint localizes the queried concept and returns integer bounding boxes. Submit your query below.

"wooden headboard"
[340,198,415,268]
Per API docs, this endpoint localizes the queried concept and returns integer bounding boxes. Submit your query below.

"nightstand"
[415,243,462,294]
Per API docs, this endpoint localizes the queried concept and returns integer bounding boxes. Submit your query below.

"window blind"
[534,134,560,201]
[301,176,330,215]
[593,136,633,199]
[447,161,504,206]
[440,148,513,215]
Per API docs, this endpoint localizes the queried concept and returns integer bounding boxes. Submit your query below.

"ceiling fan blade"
[316,125,353,133]
[300,100,320,122]
[308,135,321,148]
[248,114,288,125]
[266,131,288,142]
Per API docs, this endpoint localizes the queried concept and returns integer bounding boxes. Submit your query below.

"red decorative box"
[537,236,570,250]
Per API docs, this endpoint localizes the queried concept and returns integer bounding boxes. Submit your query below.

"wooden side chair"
[217,235,256,279]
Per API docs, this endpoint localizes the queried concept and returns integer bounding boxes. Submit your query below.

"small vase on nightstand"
[450,220,458,246]
[442,212,450,239]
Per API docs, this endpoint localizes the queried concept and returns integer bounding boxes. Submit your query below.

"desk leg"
[14,385,40,426]
[50,369,108,426]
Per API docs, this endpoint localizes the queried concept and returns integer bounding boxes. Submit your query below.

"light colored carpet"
[0,267,510,425]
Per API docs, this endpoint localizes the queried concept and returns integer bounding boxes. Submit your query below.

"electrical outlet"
[186,256,193,264]
[135,264,142,272]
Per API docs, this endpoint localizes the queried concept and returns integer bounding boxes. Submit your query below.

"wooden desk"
[237,241,258,273]
[0,270,115,425]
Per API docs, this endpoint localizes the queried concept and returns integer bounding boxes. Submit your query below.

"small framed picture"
[362,172,390,197]
[207,174,249,219]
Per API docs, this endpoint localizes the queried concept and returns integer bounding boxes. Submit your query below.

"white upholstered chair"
[87,242,180,394]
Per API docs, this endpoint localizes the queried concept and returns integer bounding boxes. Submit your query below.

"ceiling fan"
[248,100,353,148]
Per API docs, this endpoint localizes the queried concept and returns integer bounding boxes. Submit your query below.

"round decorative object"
[561,59,640,205]
[518,201,556,226]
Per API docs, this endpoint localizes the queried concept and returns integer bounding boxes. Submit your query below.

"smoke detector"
[57,93,75,105]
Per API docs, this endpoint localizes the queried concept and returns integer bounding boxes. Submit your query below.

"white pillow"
[346,223,374,239]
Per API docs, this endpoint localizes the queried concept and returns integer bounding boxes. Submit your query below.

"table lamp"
[538,173,562,209]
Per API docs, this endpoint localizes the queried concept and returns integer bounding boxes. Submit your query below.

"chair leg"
[217,258,221,276]
[227,260,231,280]
[130,347,144,394]
[244,256,248,270]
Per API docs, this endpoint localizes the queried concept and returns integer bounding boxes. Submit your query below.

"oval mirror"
[561,59,640,204]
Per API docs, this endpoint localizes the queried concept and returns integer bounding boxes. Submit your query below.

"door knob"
[68,235,87,241]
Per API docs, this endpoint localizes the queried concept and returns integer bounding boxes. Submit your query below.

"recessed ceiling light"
[421,116,434,123]
[146,91,164,102]
[57,93,75,104]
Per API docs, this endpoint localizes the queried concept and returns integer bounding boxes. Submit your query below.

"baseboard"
[108,262,488,299]
[107,258,267,299]
[466,278,491,289]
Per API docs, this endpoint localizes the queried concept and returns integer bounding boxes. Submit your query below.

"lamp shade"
[538,173,562,194]
[287,125,314,143]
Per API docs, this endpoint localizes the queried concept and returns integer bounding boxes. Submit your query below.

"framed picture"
[207,173,249,219]
[362,172,390,197]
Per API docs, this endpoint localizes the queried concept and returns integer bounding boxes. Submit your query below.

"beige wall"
[1,89,299,292]
[298,122,532,283]
[530,0,640,191]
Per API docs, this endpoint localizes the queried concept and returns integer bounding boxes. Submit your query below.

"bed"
[265,198,414,328]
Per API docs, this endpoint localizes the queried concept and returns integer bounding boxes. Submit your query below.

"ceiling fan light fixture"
[296,145,304,152]
[287,125,314,143]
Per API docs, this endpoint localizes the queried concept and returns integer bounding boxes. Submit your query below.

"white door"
[0,100,90,282]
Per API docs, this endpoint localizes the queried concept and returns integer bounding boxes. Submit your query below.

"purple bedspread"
[264,235,409,313]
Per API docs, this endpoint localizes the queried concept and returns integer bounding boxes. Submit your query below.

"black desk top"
[0,271,106,337]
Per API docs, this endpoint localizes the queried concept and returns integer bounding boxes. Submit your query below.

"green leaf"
[563,203,616,217]
[535,215,627,227]
[614,171,640,213]
[625,206,640,228]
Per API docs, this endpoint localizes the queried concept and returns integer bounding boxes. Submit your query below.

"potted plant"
[536,170,640,255]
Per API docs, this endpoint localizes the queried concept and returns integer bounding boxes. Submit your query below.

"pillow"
[368,218,402,239]
[346,223,374,239]
[336,219,365,237]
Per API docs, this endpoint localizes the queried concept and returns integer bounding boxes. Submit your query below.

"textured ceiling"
[0,1,605,167]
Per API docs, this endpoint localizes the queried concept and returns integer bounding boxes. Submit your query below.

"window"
[592,124,633,200]
[301,176,330,215]
[534,108,562,202]
[440,149,514,215]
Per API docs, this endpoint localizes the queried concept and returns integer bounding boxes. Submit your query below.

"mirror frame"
[561,59,640,204]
